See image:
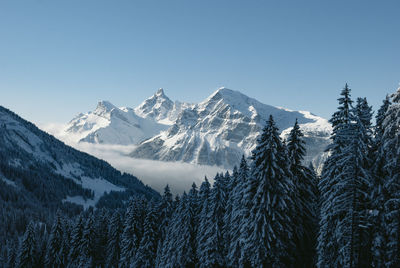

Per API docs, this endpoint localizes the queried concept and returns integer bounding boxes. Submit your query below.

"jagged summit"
[94,100,117,115]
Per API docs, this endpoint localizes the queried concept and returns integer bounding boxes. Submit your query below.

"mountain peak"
[156,88,165,97]
[94,100,116,114]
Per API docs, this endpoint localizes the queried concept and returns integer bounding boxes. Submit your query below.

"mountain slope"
[0,105,159,240]
[130,88,331,168]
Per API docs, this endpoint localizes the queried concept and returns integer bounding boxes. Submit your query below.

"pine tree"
[135,202,159,267]
[370,95,391,267]
[119,197,147,267]
[78,212,95,267]
[287,119,319,267]
[15,222,36,267]
[45,212,65,267]
[68,213,85,266]
[198,173,227,267]
[318,84,353,267]
[196,177,211,265]
[106,211,122,268]
[93,209,109,267]
[155,185,174,266]
[318,85,373,267]
[159,192,186,267]
[228,156,249,267]
[175,185,198,267]
[381,87,400,267]
[243,115,294,267]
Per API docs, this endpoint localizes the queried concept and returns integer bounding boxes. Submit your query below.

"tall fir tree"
[318,85,373,267]
[287,119,319,267]
[135,201,159,267]
[370,95,391,267]
[244,115,295,267]
[228,156,249,267]
[78,212,96,267]
[196,177,212,265]
[119,196,147,267]
[106,211,122,268]
[198,173,227,267]
[15,222,37,267]
[45,212,65,267]
[68,213,85,266]
[155,185,174,267]
[318,84,353,267]
[381,87,400,267]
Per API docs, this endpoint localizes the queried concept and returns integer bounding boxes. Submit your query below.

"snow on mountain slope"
[130,87,332,169]
[135,88,193,125]
[0,105,159,209]
[65,100,169,145]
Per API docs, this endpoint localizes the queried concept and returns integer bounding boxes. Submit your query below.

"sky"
[1,0,399,125]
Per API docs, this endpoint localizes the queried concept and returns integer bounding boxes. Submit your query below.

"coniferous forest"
[1,84,400,267]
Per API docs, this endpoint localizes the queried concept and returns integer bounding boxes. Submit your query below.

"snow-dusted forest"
[1,84,400,267]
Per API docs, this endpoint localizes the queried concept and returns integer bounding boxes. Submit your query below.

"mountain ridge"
[61,87,332,170]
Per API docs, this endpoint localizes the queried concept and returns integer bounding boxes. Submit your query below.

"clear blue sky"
[1,0,399,124]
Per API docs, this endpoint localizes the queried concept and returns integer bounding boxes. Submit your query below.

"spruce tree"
[68,213,85,266]
[196,177,212,265]
[45,212,65,267]
[287,119,319,267]
[198,173,227,267]
[244,115,295,267]
[78,212,95,267]
[318,84,353,267]
[15,222,36,267]
[381,87,400,267]
[106,211,122,268]
[228,156,249,267]
[318,85,373,267]
[119,197,147,267]
[370,95,391,267]
[135,202,159,267]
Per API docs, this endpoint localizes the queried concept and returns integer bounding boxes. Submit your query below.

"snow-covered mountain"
[63,87,332,170]
[0,105,158,210]
[130,88,331,169]
[65,100,169,145]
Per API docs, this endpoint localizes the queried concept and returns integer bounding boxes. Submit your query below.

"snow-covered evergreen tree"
[318,84,353,267]
[78,212,95,267]
[15,222,37,267]
[106,211,122,268]
[119,197,147,267]
[370,95,391,267]
[196,177,211,265]
[45,212,65,267]
[197,173,227,267]
[155,185,174,266]
[244,115,295,267]
[228,156,249,267]
[287,119,319,267]
[381,87,400,267]
[68,213,85,266]
[93,209,109,267]
[135,201,159,267]
[318,85,373,267]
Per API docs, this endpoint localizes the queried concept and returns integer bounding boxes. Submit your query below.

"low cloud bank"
[41,123,225,194]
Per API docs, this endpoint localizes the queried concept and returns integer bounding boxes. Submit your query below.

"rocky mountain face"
[129,88,331,170]
[64,87,332,170]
